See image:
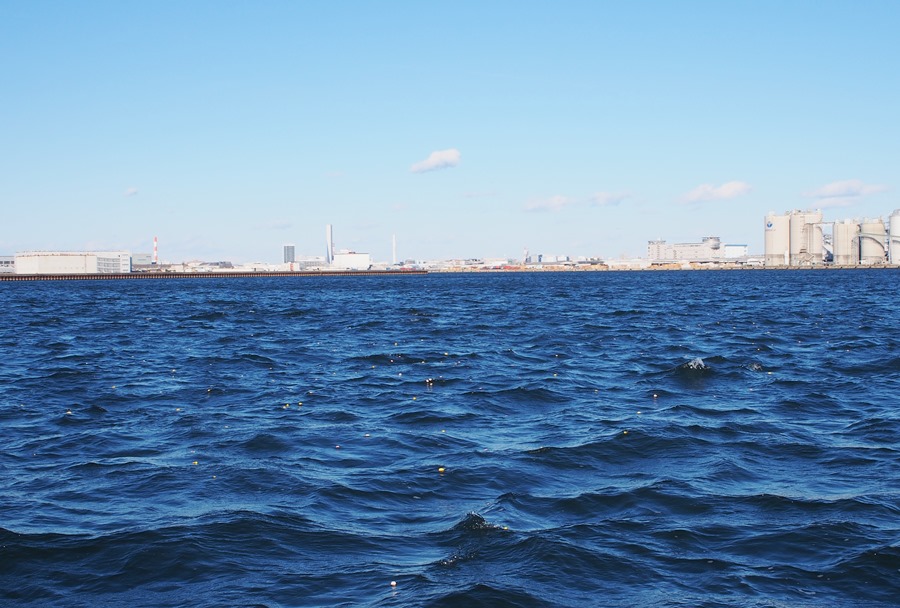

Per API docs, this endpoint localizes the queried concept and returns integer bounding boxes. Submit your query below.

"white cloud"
[410,148,461,173]
[124,187,139,197]
[681,181,751,203]
[804,179,887,201]
[526,195,572,212]
[590,192,630,206]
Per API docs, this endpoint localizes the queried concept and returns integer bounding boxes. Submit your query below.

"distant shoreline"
[2,265,898,281]
[0,269,427,282]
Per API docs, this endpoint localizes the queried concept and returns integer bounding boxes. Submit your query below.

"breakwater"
[0,269,427,282]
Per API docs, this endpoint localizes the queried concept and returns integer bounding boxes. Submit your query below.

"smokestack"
[325,224,334,265]
[153,236,158,265]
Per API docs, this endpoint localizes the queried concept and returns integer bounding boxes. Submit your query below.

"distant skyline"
[2,1,898,263]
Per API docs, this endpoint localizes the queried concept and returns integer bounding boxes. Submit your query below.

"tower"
[283,244,295,263]
[325,224,334,265]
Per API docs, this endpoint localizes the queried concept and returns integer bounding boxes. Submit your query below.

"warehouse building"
[15,251,132,275]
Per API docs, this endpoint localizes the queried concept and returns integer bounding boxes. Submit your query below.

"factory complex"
[646,237,751,265]
[1,225,378,277]
[764,209,900,267]
[4,212,900,278]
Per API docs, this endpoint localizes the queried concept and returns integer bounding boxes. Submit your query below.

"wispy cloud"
[410,148,461,173]
[526,191,631,212]
[255,219,293,231]
[124,187,139,197]
[463,190,499,199]
[526,195,572,212]
[681,181,751,203]
[590,192,630,207]
[803,179,887,207]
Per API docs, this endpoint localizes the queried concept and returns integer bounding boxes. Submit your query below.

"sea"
[1,270,898,608]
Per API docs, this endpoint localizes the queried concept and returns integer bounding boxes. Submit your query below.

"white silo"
[764,213,790,266]
[832,220,860,266]
[859,218,886,264]
[788,210,823,265]
[789,211,805,265]
[807,210,825,265]
[890,209,900,265]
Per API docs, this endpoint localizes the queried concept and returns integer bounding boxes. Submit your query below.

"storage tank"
[832,220,860,266]
[788,211,805,265]
[764,213,790,267]
[807,212,825,265]
[859,218,886,264]
[789,210,823,265]
[702,236,721,250]
[890,209,900,265]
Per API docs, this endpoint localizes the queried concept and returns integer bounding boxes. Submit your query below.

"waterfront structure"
[890,209,900,265]
[647,236,725,262]
[132,253,153,266]
[723,244,749,258]
[647,240,668,260]
[283,244,295,263]
[291,256,327,270]
[832,220,860,266]
[765,210,824,267]
[331,251,372,270]
[15,251,132,275]
[764,213,791,266]
[859,219,887,265]
[0,256,14,273]
[765,210,896,267]
[325,225,334,265]
[789,210,824,265]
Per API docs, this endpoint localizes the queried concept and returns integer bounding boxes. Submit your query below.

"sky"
[2,1,898,263]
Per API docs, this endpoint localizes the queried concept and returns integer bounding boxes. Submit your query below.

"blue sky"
[2,1,897,263]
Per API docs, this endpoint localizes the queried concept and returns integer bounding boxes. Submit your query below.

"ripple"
[3,271,900,607]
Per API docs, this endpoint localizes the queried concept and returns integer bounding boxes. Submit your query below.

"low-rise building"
[648,237,736,262]
[331,252,372,270]
[15,251,131,274]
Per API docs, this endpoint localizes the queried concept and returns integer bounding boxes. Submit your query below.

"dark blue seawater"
[2,270,899,607]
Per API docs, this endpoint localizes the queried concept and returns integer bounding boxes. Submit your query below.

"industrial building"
[131,253,153,266]
[0,256,14,273]
[647,236,747,262]
[14,251,132,275]
[765,209,900,267]
[331,251,372,270]
[891,210,900,264]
